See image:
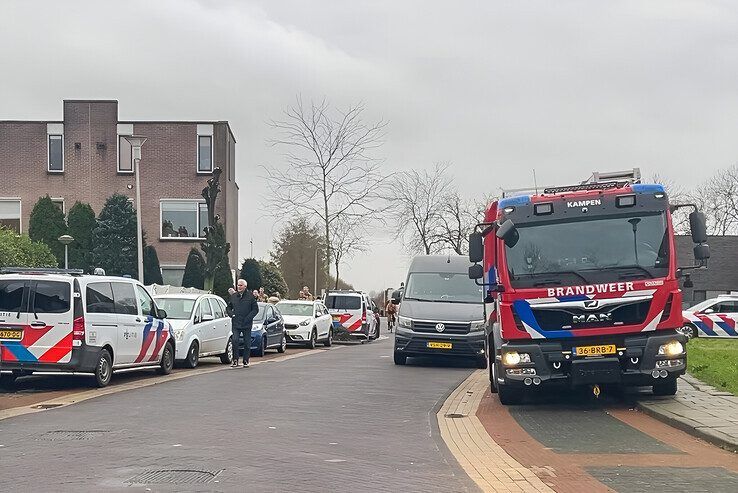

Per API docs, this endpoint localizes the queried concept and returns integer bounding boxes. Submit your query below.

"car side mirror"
[202,315,214,322]
[469,232,484,263]
[689,211,708,244]
[496,219,519,248]
[158,309,168,319]
[194,316,201,324]
[694,243,710,261]
[469,264,484,280]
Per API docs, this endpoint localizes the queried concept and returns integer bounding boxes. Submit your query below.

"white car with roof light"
[277,300,333,348]
[154,293,233,368]
[682,294,738,339]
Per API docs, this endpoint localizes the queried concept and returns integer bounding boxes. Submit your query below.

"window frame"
[209,297,225,319]
[31,280,72,314]
[117,135,134,174]
[48,134,64,173]
[135,284,157,318]
[85,282,116,314]
[197,135,213,174]
[159,199,209,241]
[111,281,139,316]
[0,198,22,234]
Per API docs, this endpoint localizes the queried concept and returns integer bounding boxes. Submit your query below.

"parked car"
[324,290,378,341]
[0,268,174,388]
[682,294,738,338]
[153,293,233,368]
[277,299,333,348]
[237,302,287,357]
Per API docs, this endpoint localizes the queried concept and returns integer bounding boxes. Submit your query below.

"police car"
[0,268,175,388]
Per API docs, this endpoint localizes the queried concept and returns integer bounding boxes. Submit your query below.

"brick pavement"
[0,336,481,492]
[636,373,738,452]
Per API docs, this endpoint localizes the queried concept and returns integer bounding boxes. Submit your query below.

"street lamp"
[58,234,74,270]
[314,247,321,297]
[124,135,147,282]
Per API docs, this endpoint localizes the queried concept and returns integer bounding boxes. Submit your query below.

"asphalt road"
[0,335,479,492]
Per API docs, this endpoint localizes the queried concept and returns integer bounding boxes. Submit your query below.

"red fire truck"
[468,169,710,404]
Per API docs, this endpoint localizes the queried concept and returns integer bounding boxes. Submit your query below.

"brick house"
[675,235,738,307]
[0,100,239,285]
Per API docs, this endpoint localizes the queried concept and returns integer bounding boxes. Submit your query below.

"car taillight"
[362,307,367,322]
[73,316,85,346]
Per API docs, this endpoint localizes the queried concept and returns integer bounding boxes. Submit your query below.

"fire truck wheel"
[489,362,499,393]
[498,383,522,405]
[652,379,678,396]
[0,372,19,389]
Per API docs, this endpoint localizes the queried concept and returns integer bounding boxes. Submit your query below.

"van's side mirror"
[496,219,519,248]
[469,232,484,263]
[391,290,402,304]
[694,243,710,261]
[469,264,484,280]
[689,211,708,244]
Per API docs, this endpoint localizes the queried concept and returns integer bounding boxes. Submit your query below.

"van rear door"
[27,280,73,364]
[0,279,30,363]
[325,294,363,333]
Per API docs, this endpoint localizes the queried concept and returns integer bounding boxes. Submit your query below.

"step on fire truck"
[468,169,710,405]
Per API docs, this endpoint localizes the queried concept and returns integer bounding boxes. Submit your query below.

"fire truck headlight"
[502,351,531,366]
[658,340,684,357]
[398,316,412,328]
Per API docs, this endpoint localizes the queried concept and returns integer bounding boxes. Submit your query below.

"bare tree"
[438,192,491,255]
[692,165,738,235]
[329,215,369,289]
[390,163,452,254]
[650,173,692,234]
[265,97,388,286]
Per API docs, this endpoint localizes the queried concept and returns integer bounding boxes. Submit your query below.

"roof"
[408,255,471,273]
[675,235,738,291]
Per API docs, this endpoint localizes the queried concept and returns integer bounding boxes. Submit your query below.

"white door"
[134,284,167,364]
[84,282,119,363]
[0,279,30,363]
[112,282,143,365]
[196,299,217,353]
[208,298,230,354]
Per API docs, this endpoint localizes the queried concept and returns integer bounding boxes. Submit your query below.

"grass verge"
[687,338,738,395]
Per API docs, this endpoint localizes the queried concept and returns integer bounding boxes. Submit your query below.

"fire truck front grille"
[530,300,651,330]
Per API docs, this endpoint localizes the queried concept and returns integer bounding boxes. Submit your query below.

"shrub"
[28,195,67,266]
[143,245,163,285]
[0,228,57,268]
[92,194,138,278]
[67,202,96,273]
[182,247,206,289]
[239,258,263,291]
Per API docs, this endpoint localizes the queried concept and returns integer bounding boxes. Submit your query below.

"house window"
[0,200,21,233]
[198,135,212,173]
[161,266,186,286]
[48,135,64,172]
[118,136,133,173]
[160,200,209,239]
[51,199,65,214]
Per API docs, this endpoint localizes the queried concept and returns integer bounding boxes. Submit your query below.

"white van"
[324,290,378,341]
[0,269,175,388]
[154,293,233,367]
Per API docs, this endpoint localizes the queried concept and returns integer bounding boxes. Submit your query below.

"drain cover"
[32,403,65,410]
[126,469,222,485]
[445,413,467,418]
[38,430,110,441]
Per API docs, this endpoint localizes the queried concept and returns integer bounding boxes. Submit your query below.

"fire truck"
[468,169,710,404]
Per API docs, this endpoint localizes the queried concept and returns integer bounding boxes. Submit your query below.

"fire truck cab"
[469,169,710,404]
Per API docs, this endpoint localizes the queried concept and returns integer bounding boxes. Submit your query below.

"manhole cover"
[38,430,110,441]
[445,413,467,418]
[126,469,222,485]
[32,403,65,409]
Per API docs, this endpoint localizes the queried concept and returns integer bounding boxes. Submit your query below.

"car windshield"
[325,295,361,310]
[404,272,483,303]
[155,298,196,319]
[687,300,716,313]
[277,303,313,316]
[505,212,669,289]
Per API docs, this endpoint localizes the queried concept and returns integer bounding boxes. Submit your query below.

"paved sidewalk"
[637,373,738,452]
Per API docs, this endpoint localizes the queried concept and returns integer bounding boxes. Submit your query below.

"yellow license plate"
[574,344,616,356]
[0,329,22,340]
[427,341,453,349]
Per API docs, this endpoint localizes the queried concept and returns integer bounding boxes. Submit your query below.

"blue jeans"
[232,326,252,363]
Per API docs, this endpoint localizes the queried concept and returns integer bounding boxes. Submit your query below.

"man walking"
[228,279,259,368]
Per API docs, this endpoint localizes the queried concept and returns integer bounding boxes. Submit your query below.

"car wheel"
[220,337,234,364]
[323,329,333,347]
[255,336,267,357]
[306,329,317,349]
[498,383,522,405]
[374,322,380,340]
[653,379,678,396]
[685,323,698,339]
[185,341,199,369]
[158,342,174,375]
[393,351,407,365]
[95,349,113,387]
[277,333,287,354]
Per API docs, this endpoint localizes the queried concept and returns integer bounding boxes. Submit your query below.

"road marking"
[437,370,554,492]
[0,345,347,422]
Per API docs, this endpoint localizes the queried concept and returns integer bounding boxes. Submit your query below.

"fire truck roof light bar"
[501,168,642,198]
[542,181,628,194]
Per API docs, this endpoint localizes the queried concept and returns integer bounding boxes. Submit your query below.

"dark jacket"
[228,290,260,329]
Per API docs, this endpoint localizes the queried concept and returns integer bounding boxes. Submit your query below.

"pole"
[64,245,69,270]
[135,157,144,282]
[314,247,318,296]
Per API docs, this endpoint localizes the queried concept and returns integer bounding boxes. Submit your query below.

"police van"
[0,268,174,388]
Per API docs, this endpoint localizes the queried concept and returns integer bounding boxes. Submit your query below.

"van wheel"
[185,341,199,369]
[95,349,113,387]
[324,329,333,347]
[158,342,174,375]
[220,337,234,364]
[0,372,19,389]
[277,334,287,353]
[394,351,407,365]
[307,329,317,349]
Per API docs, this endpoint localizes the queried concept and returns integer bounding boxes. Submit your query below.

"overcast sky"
[2,0,738,291]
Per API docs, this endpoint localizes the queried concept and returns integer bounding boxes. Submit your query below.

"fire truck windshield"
[504,212,669,289]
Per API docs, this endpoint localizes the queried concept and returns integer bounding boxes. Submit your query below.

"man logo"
[573,313,612,324]
[435,323,446,333]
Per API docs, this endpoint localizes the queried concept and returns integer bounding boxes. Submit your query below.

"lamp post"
[314,247,321,297]
[124,135,147,282]
[58,234,74,270]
